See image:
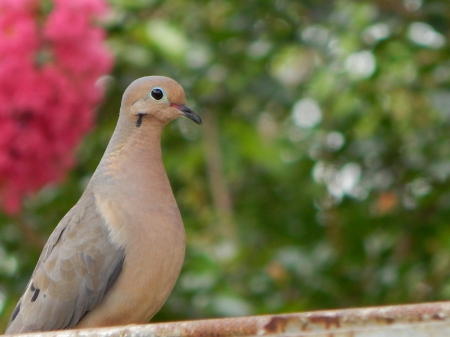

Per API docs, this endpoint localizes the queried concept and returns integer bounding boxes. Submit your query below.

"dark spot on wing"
[30,283,40,302]
[10,302,20,321]
[31,288,40,302]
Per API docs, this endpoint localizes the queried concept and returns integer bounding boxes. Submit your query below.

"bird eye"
[150,87,164,101]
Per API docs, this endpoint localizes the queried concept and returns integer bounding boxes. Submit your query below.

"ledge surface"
[5,301,450,336]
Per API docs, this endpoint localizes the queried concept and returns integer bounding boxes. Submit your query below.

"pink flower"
[0,0,39,12]
[0,12,38,57]
[0,0,113,214]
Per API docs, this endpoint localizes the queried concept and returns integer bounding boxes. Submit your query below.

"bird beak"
[171,104,202,125]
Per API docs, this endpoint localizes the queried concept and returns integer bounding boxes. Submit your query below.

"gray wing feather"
[5,193,125,334]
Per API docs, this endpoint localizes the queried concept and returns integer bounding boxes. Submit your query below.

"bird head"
[120,76,202,127]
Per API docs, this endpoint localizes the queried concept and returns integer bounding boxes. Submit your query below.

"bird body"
[5,76,201,334]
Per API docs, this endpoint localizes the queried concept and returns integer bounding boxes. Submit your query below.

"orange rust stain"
[432,313,446,321]
[264,316,289,333]
[308,315,341,329]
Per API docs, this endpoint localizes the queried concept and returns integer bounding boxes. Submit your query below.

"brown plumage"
[5,76,201,334]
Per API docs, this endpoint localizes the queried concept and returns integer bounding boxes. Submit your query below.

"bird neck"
[91,116,170,197]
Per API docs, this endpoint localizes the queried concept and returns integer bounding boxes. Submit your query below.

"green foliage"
[2,0,450,330]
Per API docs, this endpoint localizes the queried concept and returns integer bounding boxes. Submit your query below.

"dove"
[5,76,201,334]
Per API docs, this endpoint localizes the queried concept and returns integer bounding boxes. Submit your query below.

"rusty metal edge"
[5,301,450,337]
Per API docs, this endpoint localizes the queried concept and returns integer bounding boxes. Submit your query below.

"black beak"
[179,105,202,125]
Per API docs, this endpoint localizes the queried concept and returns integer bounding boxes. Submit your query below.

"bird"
[5,76,202,334]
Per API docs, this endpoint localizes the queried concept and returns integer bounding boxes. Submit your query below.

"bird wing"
[5,192,125,334]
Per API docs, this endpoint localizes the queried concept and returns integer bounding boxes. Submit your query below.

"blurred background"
[2,0,450,331]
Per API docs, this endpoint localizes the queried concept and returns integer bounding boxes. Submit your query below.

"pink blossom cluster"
[0,0,113,213]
